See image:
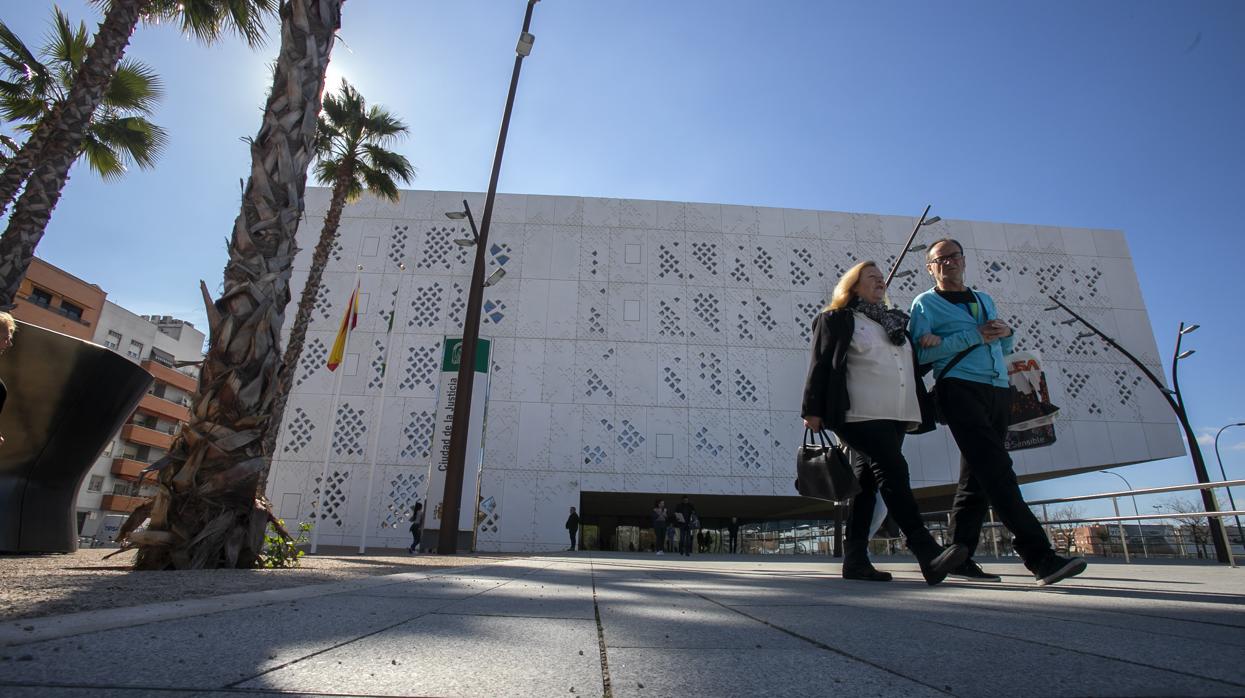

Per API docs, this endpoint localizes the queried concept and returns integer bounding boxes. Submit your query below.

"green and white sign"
[425,337,492,538]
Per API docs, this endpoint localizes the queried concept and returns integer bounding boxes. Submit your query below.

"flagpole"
[310,261,364,555]
[358,262,406,553]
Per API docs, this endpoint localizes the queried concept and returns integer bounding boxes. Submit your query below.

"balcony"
[111,457,154,481]
[136,393,191,423]
[121,423,175,450]
[141,359,198,393]
[101,494,146,513]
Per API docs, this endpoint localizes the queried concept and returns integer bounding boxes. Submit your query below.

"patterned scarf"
[852,300,910,345]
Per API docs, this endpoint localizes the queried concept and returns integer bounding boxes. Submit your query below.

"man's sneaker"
[949,560,1001,582]
[1035,555,1088,586]
[919,543,970,586]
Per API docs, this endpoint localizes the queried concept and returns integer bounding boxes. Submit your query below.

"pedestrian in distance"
[408,501,424,554]
[652,499,668,555]
[909,238,1087,586]
[674,496,697,557]
[0,312,13,448]
[727,517,740,554]
[802,260,970,584]
[565,506,581,551]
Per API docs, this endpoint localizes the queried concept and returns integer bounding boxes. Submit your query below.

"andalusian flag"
[327,283,360,371]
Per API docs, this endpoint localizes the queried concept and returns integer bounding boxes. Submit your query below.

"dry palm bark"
[126,0,343,570]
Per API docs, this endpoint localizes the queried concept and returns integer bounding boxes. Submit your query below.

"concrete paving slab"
[236,613,603,698]
[738,601,1242,696]
[446,581,596,619]
[608,647,946,698]
[0,593,447,689]
[596,589,806,650]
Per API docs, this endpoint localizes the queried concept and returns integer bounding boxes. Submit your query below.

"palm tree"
[259,78,415,471]
[121,0,343,571]
[0,8,167,197]
[0,0,276,308]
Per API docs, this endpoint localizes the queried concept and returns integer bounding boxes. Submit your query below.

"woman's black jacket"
[800,308,936,434]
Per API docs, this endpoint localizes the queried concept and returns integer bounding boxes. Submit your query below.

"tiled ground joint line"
[652,571,957,696]
[588,557,614,698]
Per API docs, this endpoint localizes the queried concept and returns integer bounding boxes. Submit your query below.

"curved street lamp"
[1045,299,1231,563]
[884,205,941,287]
[437,0,541,555]
[1099,469,1147,558]
[1214,422,1245,546]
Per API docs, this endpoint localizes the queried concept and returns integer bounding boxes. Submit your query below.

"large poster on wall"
[425,337,492,538]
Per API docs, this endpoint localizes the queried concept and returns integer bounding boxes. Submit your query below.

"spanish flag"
[327,283,360,371]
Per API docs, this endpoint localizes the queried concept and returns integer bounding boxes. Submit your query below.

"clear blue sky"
[4,1,1244,517]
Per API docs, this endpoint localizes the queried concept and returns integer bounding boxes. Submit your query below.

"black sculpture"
[0,320,152,553]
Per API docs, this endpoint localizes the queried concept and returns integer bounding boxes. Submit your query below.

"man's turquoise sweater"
[908,288,1012,388]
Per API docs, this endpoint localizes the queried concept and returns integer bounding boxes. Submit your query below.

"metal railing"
[915,479,1244,568]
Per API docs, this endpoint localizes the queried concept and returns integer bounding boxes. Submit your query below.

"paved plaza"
[0,554,1242,697]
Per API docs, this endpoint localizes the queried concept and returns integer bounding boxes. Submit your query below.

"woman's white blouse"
[843,312,922,425]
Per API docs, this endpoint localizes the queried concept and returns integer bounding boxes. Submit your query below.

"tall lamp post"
[1214,422,1245,547]
[437,0,540,555]
[884,205,941,287]
[1098,469,1147,558]
[1046,297,1230,563]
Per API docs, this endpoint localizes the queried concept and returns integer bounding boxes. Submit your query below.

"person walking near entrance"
[652,499,668,555]
[407,501,424,554]
[674,496,697,557]
[565,506,581,551]
[727,517,740,554]
[802,261,969,584]
[909,238,1087,587]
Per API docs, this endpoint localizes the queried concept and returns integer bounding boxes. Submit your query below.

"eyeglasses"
[928,252,965,267]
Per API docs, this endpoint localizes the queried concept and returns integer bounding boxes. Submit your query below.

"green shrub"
[258,520,311,568]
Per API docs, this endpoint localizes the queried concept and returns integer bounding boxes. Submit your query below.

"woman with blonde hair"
[801,261,967,584]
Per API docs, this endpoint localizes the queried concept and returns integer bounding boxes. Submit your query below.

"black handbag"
[929,344,982,424]
[794,429,861,502]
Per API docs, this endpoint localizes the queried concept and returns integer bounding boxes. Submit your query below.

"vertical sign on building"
[424,337,492,542]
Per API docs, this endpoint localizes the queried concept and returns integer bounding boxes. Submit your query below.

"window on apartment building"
[150,347,175,368]
[60,300,84,321]
[105,330,122,350]
[87,475,104,493]
[127,339,144,360]
[28,287,52,308]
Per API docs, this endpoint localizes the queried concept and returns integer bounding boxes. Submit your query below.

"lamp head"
[1180,323,1200,335]
[1177,349,1196,360]
[445,211,467,220]
[453,238,476,247]
[921,215,942,226]
[483,268,507,287]
[907,243,928,253]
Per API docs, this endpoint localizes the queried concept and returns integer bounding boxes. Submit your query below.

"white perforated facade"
[265,188,1182,552]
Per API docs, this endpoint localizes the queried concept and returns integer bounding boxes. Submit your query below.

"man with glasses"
[908,239,1087,586]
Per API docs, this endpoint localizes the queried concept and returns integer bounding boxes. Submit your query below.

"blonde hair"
[824,261,879,311]
[0,311,15,336]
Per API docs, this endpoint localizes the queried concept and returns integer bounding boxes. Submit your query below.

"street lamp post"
[1099,469,1147,559]
[1046,297,1230,563]
[1214,422,1245,548]
[884,205,941,287]
[437,0,540,555]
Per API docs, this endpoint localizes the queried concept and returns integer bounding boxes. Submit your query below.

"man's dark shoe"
[842,563,893,582]
[919,543,970,586]
[949,560,1002,582]
[1035,554,1087,586]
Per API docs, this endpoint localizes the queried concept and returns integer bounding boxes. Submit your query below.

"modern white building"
[77,304,203,538]
[266,188,1182,552]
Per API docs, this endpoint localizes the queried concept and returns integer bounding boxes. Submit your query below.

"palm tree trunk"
[0,106,62,218]
[131,0,343,570]
[0,0,147,308]
[258,166,354,488]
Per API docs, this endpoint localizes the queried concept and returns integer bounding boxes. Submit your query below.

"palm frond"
[357,162,400,202]
[361,105,408,142]
[144,0,279,49]
[85,114,169,177]
[106,59,164,113]
[44,7,88,69]
[361,143,415,184]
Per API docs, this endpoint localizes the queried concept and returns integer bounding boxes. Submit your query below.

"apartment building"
[9,257,105,340]
[76,303,204,537]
